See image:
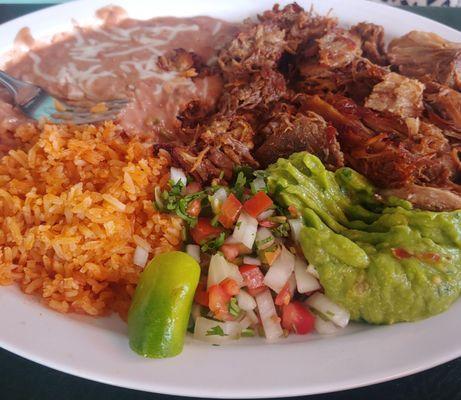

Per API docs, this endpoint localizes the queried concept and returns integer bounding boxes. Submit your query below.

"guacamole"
[266,152,461,324]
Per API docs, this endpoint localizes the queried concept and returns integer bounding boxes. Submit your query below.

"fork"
[0,70,129,124]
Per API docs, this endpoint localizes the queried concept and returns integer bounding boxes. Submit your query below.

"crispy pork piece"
[158,116,258,183]
[364,72,425,119]
[317,29,362,69]
[381,184,461,211]
[350,22,388,66]
[299,94,458,188]
[218,68,288,114]
[255,109,344,168]
[388,31,461,91]
[258,3,337,51]
[218,22,286,78]
[424,81,461,138]
[157,48,209,77]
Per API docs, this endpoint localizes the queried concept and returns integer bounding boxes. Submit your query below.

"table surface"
[1,3,461,400]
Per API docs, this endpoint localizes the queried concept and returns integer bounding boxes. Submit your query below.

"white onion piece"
[170,167,187,186]
[133,245,149,268]
[186,244,200,263]
[288,218,303,242]
[207,253,243,289]
[306,293,350,328]
[246,309,259,325]
[243,256,261,266]
[286,272,296,297]
[210,187,228,214]
[263,245,295,293]
[255,227,275,250]
[294,257,321,293]
[194,317,241,344]
[252,177,266,193]
[232,211,258,249]
[239,313,253,330]
[224,235,240,245]
[307,264,320,279]
[257,209,274,221]
[314,316,341,335]
[237,289,257,311]
[255,289,283,342]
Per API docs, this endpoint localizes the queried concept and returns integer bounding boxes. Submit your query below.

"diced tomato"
[208,284,231,321]
[220,278,240,296]
[218,193,243,228]
[275,280,294,306]
[220,243,252,261]
[258,220,277,228]
[190,218,223,245]
[239,265,265,290]
[288,205,299,218]
[282,301,315,335]
[185,181,202,194]
[243,191,273,218]
[194,282,209,307]
[187,199,201,217]
[417,252,441,263]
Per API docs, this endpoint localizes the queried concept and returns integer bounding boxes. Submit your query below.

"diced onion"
[263,245,295,293]
[288,218,303,242]
[257,209,274,221]
[170,167,187,186]
[133,245,149,268]
[207,253,244,289]
[307,264,320,279]
[237,289,257,311]
[246,309,259,325]
[306,293,350,328]
[243,256,261,266]
[294,257,321,293]
[186,244,200,263]
[232,211,258,249]
[239,313,253,330]
[194,317,241,344]
[210,187,228,214]
[251,177,266,193]
[255,227,275,250]
[255,289,283,342]
[314,315,342,335]
[154,186,164,209]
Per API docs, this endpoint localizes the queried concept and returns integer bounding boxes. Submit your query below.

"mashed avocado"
[266,152,461,324]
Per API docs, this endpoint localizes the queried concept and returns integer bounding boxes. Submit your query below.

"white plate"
[0,0,460,397]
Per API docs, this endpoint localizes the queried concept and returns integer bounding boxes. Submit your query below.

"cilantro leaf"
[206,325,228,336]
[201,232,226,253]
[228,297,240,317]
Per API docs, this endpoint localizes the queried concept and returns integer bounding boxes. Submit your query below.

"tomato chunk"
[239,265,265,290]
[194,282,209,307]
[208,284,231,321]
[275,280,294,306]
[282,302,315,335]
[218,194,243,228]
[220,278,240,296]
[187,199,201,217]
[243,191,273,218]
[190,218,223,245]
[220,244,241,261]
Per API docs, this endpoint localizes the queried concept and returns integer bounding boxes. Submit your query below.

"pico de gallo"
[148,166,350,345]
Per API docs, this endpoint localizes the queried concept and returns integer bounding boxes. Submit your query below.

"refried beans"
[0,6,238,143]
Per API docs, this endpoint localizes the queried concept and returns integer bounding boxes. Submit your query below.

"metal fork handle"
[0,70,41,105]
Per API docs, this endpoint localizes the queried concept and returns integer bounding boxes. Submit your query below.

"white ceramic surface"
[0,0,460,397]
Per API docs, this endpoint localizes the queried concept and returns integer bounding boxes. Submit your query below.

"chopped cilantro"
[272,222,290,238]
[232,171,247,200]
[201,232,226,253]
[228,297,240,317]
[206,325,228,336]
[155,180,206,227]
[236,221,242,229]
